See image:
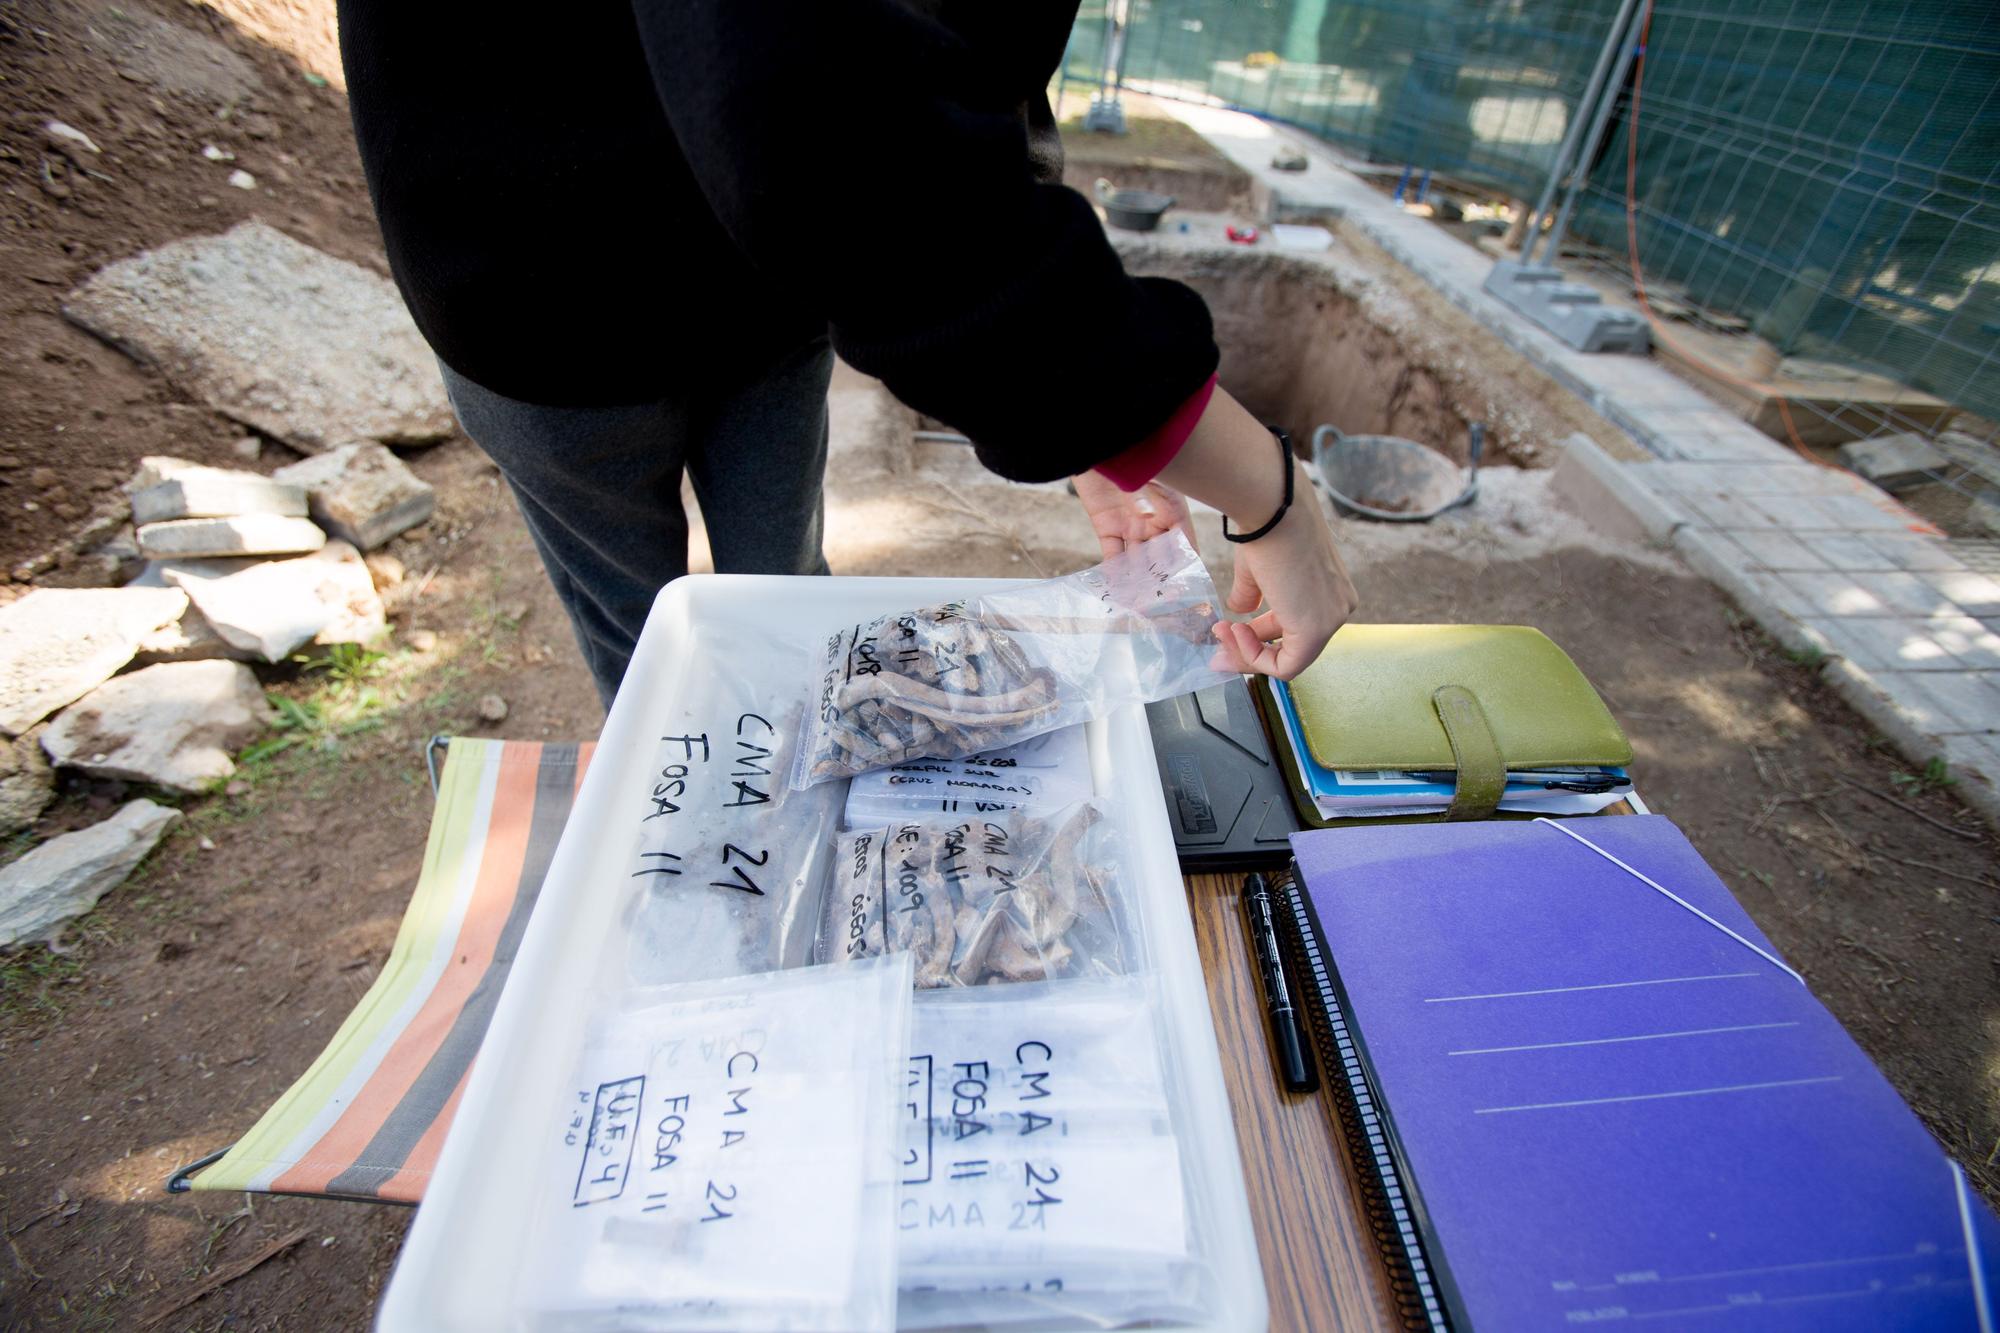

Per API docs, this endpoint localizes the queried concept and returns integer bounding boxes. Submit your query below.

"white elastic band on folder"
[1953,1159,1995,1332]
[1533,818,1806,986]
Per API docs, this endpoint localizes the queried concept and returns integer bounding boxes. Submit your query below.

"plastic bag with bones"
[819,803,1128,987]
[792,530,1229,787]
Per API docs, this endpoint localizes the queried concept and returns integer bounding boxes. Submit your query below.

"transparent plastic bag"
[893,977,1214,1329]
[512,953,914,1332]
[792,530,1229,788]
[617,619,847,986]
[841,724,1094,828]
[818,802,1130,988]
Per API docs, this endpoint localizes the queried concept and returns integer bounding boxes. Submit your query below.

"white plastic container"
[377,575,1267,1331]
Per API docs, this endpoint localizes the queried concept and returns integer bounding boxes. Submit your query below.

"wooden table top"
[1183,869,1403,1333]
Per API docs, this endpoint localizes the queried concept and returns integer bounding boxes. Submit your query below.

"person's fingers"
[1097,534,1126,559]
[1211,614,1335,680]
[1225,555,1262,614]
[1209,622,1249,673]
[1242,609,1283,641]
[1233,623,1285,676]
[1211,620,1279,675]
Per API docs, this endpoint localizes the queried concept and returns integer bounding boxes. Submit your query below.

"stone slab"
[0,727,55,838]
[130,469,307,523]
[1835,433,1950,492]
[163,540,385,661]
[41,660,273,792]
[273,442,434,550]
[136,514,326,560]
[63,220,454,453]
[0,799,181,947]
[0,586,189,736]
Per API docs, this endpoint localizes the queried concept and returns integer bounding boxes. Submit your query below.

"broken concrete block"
[135,513,326,559]
[0,586,189,736]
[41,660,273,792]
[62,220,454,453]
[0,727,56,837]
[273,442,435,550]
[126,556,260,589]
[132,601,239,666]
[162,560,325,661]
[31,525,149,590]
[1836,433,1949,493]
[124,455,202,495]
[163,540,385,661]
[302,543,389,651]
[130,467,307,524]
[0,799,181,947]
[1969,494,2000,538]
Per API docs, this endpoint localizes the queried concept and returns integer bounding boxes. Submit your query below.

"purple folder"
[1290,815,1997,1331]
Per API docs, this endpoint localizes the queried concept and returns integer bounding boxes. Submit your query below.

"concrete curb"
[1552,433,1687,546]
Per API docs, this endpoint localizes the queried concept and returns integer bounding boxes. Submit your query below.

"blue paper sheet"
[1292,815,1998,1331]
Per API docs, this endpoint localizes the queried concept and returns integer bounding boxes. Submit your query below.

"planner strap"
[1533,818,1806,985]
[1432,685,1505,822]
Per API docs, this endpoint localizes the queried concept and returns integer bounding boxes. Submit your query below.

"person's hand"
[1070,470,1197,559]
[1210,459,1360,680]
[1138,385,1358,679]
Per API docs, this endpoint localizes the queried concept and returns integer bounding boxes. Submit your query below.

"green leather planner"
[1275,624,1631,823]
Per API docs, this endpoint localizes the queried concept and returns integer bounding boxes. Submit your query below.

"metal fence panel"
[1066,0,2000,432]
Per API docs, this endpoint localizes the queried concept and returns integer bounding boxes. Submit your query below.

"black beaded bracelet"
[1222,426,1295,544]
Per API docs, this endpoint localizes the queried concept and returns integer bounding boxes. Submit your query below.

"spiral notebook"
[1282,816,1999,1332]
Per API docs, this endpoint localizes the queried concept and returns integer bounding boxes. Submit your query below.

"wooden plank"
[1654,340,1956,447]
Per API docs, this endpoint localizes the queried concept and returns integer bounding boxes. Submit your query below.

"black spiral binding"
[1276,870,1451,1333]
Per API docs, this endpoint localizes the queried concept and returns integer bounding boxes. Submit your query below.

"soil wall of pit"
[1117,245,1621,469]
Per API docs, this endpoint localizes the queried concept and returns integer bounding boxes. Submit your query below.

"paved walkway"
[1155,101,2000,822]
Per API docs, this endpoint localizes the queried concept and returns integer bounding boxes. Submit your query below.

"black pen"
[1242,871,1317,1093]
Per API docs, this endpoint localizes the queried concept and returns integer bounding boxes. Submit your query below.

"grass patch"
[0,915,115,1024]
[238,644,399,766]
[1892,757,1957,794]
[0,945,85,1022]
[1054,95,1235,169]
[1780,642,1828,669]
[465,584,528,667]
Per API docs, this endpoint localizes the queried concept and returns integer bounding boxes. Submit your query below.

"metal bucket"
[1310,422,1483,522]
[1095,178,1175,232]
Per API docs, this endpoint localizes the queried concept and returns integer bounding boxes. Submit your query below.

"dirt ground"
[1,4,1996,1331]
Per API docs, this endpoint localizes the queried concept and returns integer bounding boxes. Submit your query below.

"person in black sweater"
[337,0,1357,703]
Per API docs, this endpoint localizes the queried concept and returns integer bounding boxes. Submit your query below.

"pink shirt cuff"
[1092,374,1218,492]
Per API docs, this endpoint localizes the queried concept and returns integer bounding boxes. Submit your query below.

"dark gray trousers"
[440,338,835,705]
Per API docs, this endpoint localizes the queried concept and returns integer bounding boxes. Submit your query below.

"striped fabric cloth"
[187,737,592,1202]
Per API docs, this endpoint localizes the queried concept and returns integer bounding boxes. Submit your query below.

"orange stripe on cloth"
[270,742,542,1195]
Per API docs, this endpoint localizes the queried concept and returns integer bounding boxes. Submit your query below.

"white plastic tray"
[377,574,1267,1331]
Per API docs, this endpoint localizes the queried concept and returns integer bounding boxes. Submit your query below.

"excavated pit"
[1115,242,1593,469]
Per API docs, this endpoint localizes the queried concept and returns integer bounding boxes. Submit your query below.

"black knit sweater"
[336,0,1219,483]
